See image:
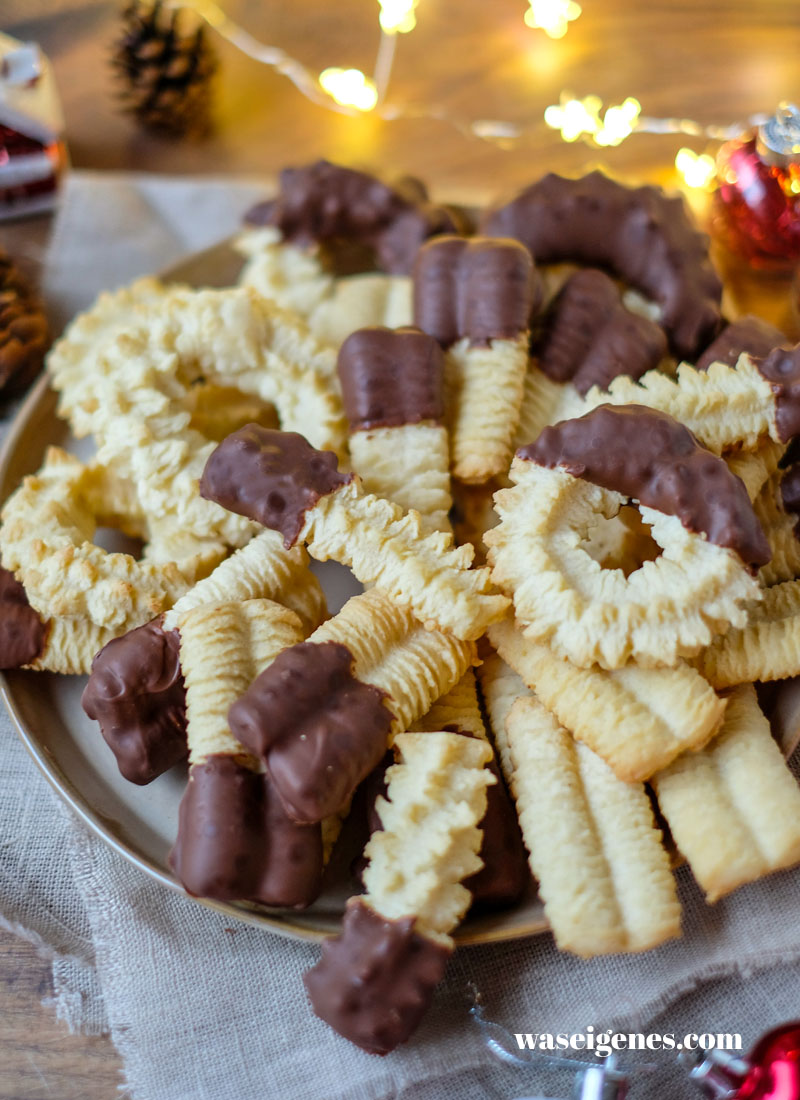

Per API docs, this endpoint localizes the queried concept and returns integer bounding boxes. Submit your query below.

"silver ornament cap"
[757,102,800,168]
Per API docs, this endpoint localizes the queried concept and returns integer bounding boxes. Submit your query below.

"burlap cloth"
[2,172,800,1100]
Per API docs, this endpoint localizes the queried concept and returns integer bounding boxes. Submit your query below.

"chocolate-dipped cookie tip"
[81,616,187,785]
[0,566,48,670]
[200,424,352,547]
[337,325,445,431]
[304,898,451,1055]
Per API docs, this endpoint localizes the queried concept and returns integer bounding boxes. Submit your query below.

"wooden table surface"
[1,2,799,1097]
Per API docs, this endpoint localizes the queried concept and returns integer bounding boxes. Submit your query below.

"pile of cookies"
[3,159,800,1055]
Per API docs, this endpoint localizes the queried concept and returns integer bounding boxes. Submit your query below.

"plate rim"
[0,238,550,948]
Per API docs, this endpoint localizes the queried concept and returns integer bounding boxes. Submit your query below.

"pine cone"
[112,1,217,139]
[0,251,48,399]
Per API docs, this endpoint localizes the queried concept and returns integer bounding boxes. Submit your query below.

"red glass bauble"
[737,1022,800,1100]
[714,136,800,269]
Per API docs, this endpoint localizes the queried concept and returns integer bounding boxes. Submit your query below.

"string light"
[168,0,767,163]
[544,93,641,147]
[319,68,378,112]
[675,147,717,190]
[524,0,582,38]
[378,0,418,34]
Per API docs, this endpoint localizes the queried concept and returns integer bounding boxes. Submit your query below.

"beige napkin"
[2,171,800,1100]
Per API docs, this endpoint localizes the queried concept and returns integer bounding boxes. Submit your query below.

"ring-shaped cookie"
[482,171,722,360]
[0,447,225,633]
[486,405,770,669]
[47,282,348,547]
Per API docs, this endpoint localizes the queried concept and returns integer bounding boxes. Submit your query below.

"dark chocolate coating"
[337,326,445,431]
[781,464,800,533]
[534,269,668,396]
[200,425,352,548]
[464,757,531,910]
[81,617,187,785]
[304,898,451,1055]
[228,641,394,824]
[695,315,787,371]
[413,235,538,347]
[519,404,770,570]
[243,160,459,275]
[482,171,723,359]
[169,755,323,908]
[0,566,48,669]
[754,343,800,443]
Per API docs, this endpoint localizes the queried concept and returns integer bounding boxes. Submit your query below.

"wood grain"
[0,1,798,1094]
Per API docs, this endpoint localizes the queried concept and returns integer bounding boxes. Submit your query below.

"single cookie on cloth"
[304,731,493,1054]
[413,235,538,484]
[200,424,509,641]
[488,615,725,783]
[169,598,330,909]
[482,170,723,360]
[81,529,326,784]
[487,405,769,669]
[337,326,452,533]
[653,684,800,902]
[228,587,476,824]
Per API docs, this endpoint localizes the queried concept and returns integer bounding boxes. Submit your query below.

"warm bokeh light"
[545,93,641,146]
[378,0,418,34]
[319,67,379,111]
[675,147,717,190]
[524,0,582,38]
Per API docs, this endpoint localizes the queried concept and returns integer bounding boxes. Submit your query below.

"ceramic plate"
[0,238,551,945]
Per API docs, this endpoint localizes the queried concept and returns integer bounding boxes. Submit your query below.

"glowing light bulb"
[319,68,379,111]
[378,0,418,34]
[595,97,641,147]
[675,147,717,190]
[524,0,581,38]
[544,93,601,142]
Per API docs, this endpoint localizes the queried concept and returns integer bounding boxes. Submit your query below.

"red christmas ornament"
[714,103,800,269]
[685,1022,800,1099]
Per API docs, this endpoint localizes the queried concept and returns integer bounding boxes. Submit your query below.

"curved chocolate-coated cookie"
[520,404,770,570]
[534,268,667,396]
[200,425,353,548]
[228,641,393,823]
[413,235,539,347]
[754,343,800,443]
[482,171,722,360]
[695,315,787,371]
[337,326,445,431]
[243,160,460,275]
[304,898,451,1055]
[81,617,187,785]
[0,566,48,669]
[170,755,323,908]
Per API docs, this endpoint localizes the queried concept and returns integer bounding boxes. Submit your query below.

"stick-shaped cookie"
[82,530,326,785]
[414,236,538,483]
[408,671,530,910]
[337,327,452,532]
[653,684,800,902]
[304,731,493,1055]
[228,587,476,824]
[169,599,327,908]
[693,579,800,688]
[201,425,509,640]
[501,693,681,956]
[489,616,725,782]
